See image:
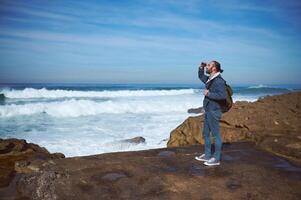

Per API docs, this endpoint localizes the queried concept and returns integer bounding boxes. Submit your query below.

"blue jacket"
[198,67,227,111]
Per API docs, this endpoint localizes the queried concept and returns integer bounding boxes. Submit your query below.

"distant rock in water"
[122,136,146,144]
[187,107,204,114]
[0,93,5,104]
[157,138,169,145]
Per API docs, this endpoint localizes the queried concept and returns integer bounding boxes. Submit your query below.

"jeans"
[203,109,222,161]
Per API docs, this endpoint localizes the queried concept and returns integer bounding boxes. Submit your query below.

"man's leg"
[203,112,212,159]
[208,110,222,161]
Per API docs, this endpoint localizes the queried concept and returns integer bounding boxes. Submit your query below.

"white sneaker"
[204,157,220,166]
[195,154,210,162]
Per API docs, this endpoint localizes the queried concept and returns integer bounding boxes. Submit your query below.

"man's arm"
[198,67,209,84]
[207,78,227,100]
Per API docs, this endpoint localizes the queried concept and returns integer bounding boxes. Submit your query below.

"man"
[195,61,227,166]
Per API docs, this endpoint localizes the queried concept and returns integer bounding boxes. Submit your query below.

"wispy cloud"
[0,1,73,20]
[0,0,286,40]
[0,0,300,84]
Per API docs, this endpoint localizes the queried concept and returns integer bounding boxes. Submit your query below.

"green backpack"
[222,81,233,113]
[208,77,233,113]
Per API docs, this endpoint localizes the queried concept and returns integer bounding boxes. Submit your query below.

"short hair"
[212,60,223,73]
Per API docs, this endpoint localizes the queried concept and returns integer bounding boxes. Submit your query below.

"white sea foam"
[10,112,187,157]
[0,87,269,156]
[233,96,258,102]
[0,97,200,118]
[0,89,259,118]
[1,88,195,99]
[248,84,269,89]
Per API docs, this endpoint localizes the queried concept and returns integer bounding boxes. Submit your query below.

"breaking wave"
[1,88,196,99]
[0,98,196,118]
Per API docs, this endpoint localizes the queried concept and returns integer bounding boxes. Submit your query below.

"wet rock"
[222,154,240,161]
[157,138,169,145]
[123,136,146,144]
[161,166,177,173]
[101,172,127,181]
[190,163,205,176]
[187,107,204,114]
[0,93,5,104]
[226,179,242,191]
[157,150,175,157]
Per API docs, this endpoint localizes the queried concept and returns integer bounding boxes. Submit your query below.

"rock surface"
[168,92,301,162]
[0,138,65,199]
[1,141,301,200]
[0,93,5,104]
[122,136,146,144]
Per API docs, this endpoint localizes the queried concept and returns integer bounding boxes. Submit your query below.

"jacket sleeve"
[207,78,227,100]
[198,67,209,84]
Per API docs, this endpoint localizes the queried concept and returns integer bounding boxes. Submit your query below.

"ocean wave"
[237,85,292,95]
[1,88,196,99]
[248,84,269,89]
[247,84,292,90]
[0,98,196,118]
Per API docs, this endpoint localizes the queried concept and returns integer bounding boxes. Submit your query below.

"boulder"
[0,93,5,101]
[0,138,64,190]
[122,136,146,144]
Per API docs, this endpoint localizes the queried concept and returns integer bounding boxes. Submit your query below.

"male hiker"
[195,61,227,166]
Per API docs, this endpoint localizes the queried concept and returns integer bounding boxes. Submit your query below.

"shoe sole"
[195,157,210,162]
[204,162,220,166]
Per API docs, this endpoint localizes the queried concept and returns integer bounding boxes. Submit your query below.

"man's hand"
[199,62,207,69]
[203,89,209,96]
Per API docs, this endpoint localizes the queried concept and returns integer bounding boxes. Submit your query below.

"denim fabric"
[203,109,222,161]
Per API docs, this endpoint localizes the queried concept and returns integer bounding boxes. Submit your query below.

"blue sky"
[0,0,300,84]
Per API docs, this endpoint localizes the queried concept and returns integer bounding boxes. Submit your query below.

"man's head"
[206,60,223,74]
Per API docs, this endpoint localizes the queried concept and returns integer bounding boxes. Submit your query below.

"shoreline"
[3,90,298,157]
[1,91,301,199]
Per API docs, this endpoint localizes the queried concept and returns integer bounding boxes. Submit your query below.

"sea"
[0,83,300,157]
